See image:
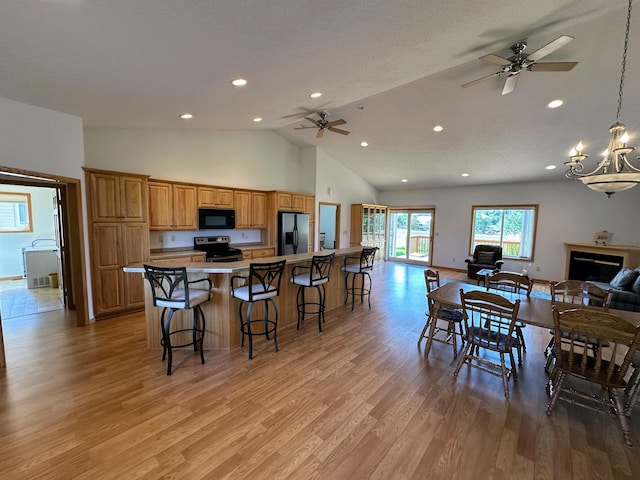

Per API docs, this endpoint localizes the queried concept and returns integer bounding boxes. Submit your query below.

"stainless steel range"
[194,236,242,262]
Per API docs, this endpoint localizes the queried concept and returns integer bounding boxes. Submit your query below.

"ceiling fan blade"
[316,129,325,139]
[294,125,316,130]
[326,119,346,127]
[328,127,350,136]
[526,35,574,61]
[304,116,318,125]
[502,74,518,95]
[479,53,511,66]
[461,71,503,88]
[529,61,577,72]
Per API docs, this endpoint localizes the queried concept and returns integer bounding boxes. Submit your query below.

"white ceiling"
[1,0,638,191]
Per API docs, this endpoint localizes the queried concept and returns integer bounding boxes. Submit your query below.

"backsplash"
[150,229,262,250]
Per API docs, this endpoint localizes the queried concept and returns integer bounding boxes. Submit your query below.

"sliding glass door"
[387,209,434,265]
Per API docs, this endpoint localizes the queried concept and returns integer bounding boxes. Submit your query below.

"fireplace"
[565,243,640,282]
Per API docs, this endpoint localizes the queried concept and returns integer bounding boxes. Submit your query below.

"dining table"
[424,280,640,357]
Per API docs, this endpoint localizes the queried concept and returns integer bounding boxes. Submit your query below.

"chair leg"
[343,272,351,306]
[296,285,304,330]
[365,272,372,309]
[546,371,566,415]
[450,322,458,359]
[453,342,471,377]
[246,302,254,360]
[500,352,510,399]
[267,298,279,353]
[625,367,640,415]
[195,305,206,365]
[317,285,324,332]
[239,301,246,348]
[611,388,633,447]
[516,325,526,352]
[351,272,357,310]
[161,308,175,376]
[418,313,431,346]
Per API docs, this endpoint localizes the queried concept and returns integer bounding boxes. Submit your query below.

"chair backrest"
[360,247,377,270]
[487,271,532,296]
[144,265,191,309]
[551,307,640,383]
[473,244,503,263]
[309,252,335,281]
[424,268,440,294]
[246,260,286,301]
[459,289,520,350]
[551,280,613,308]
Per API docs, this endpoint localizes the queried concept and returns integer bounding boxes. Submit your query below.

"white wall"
[0,185,57,277]
[313,147,379,249]
[380,179,640,281]
[84,128,314,193]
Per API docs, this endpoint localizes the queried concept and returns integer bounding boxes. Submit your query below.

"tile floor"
[0,278,64,319]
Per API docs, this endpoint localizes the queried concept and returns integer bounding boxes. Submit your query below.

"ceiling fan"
[294,111,350,138]
[461,35,578,95]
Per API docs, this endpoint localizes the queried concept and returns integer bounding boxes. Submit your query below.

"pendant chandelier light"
[564,0,640,197]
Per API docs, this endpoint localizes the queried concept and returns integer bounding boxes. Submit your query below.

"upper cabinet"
[234,190,267,229]
[198,186,234,209]
[148,180,198,230]
[88,171,148,222]
[276,191,306,212]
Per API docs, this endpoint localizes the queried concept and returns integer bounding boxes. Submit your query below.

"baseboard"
[0,275,24,281]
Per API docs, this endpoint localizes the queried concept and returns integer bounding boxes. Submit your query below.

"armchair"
[465,245,504,279]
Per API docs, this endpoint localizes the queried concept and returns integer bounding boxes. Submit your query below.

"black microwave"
[198,209,235,230]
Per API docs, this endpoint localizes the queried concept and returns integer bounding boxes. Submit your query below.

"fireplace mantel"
[565,243,640,281]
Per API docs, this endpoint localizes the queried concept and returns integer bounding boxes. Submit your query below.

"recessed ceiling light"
[231,78,247,87]
[360,141,368,147]
[179,113,193,120]
[253,117,262,122]
[433,125,444,132]
[548,99,563,109]
[545,165,557,170]
[461,173,470,177]
[309,92,322,98]
[356,105,365,111]
[401,178,408,183]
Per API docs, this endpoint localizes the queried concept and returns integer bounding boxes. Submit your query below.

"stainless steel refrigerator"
[278,212,310,255]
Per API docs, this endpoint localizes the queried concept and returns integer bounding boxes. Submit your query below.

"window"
[470,205,537,261]
[0,192,33,233]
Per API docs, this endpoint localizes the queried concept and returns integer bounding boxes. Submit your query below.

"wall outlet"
[452,257,456,262]
[536,266,541,272]
[170,234,176,242]
[241,232,246,238]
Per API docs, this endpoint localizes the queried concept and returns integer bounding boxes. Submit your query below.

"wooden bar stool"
[290,252,335,332]
[230,260,286,360]
[143,265,212,375]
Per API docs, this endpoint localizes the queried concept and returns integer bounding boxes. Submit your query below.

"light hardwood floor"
[0,263,638,479]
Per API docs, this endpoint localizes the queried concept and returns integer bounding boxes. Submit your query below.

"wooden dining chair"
[545,280,613,372]
[454,289,521,399]
[546,307,640,447]
[418,269,464,358]
[486,271,532,363]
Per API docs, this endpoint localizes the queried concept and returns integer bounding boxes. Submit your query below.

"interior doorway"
[0,167,88,326]
[318,202,341,250]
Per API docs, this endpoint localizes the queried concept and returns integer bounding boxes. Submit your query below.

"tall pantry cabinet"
[84,168,151,318]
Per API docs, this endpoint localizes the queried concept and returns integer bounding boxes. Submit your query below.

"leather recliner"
[465,245,504,279]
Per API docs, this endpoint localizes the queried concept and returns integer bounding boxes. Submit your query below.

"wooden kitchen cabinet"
[234,190,267,228]
[148,180,198,230]
[198,186,234,208]
[84,168,150,318]
[88,170,147,222]
[241,247,276,260]
[276,191,305,212]
[351,203,387,259]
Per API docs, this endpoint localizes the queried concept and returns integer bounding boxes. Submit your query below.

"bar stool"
[143,265,212,375]
[230,260,286,360]
[290,252,335,332]
[341,247,377,310]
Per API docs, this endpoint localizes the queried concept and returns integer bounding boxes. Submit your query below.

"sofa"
[587,266,640,312]
[465,245,504,279]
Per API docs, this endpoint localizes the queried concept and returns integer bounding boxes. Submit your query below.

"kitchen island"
[124,247,364,350]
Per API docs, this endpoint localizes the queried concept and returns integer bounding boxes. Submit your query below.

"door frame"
[318,202,341,250]
[0,165,89,327]
[387,207,435,266]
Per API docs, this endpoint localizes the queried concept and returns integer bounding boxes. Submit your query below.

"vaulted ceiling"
[1,0,638,191]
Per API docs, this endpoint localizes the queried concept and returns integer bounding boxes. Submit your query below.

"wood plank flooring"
[0,262,638,479]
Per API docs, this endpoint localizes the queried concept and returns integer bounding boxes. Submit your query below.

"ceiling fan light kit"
[564,0,640,197]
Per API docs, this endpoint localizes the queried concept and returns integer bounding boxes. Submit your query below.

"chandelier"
[564,0,640,197]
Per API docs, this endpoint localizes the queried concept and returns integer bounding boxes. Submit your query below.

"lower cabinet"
[242,247,276,260]
[91,222,149,317]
